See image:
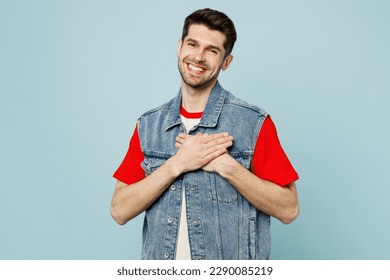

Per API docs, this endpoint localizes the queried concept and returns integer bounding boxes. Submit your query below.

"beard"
[177,58,221,89]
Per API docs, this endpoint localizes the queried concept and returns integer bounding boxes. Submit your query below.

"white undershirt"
[175,115,201,260]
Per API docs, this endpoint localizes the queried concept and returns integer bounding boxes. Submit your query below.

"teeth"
[189,64,204,72]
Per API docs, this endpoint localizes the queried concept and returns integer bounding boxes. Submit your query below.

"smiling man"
[111,8,299,260]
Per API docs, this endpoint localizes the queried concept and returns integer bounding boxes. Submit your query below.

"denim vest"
[137,82,270,260]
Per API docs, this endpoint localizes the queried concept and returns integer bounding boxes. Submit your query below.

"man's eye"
[188,42,196,47]
[210,49,218,54]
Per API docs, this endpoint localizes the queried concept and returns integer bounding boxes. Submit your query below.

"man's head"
[181,8,237,57]
[177,8,236,90]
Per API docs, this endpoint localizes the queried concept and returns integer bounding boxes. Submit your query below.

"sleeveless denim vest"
[137,82,270,260]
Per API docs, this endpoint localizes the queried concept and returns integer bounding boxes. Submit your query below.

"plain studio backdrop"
[1,0,389,259]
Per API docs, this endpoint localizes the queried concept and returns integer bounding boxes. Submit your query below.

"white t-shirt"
[175,114,201,260]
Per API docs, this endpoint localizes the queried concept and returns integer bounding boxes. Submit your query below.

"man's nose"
[193,48,206,62]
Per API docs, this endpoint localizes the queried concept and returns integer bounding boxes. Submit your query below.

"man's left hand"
[175,133,235,175]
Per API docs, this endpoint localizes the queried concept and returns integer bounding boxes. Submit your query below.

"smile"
[187,63,207,73]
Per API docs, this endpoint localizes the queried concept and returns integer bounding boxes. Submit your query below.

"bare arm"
[110,132,233,225]
[111,159,180,225]
[204,153,299,224]
[176,134,299,224]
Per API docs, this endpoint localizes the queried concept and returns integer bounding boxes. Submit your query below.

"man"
[111,8,299,260]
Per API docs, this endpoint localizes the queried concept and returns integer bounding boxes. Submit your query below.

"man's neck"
[180,80,217,112]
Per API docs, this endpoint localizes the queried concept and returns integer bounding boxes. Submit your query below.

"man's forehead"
[185,24,226,48]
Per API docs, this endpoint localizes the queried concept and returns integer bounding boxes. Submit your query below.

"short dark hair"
[181,8,237,56]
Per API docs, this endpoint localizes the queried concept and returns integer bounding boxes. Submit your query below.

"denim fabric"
[138,82,270,260]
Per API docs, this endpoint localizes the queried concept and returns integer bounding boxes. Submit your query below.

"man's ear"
[177,40,182,57]
[222,54,233,71]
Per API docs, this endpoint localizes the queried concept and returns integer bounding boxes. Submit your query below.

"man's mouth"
[187,63,207,74]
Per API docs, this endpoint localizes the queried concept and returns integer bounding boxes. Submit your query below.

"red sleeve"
[252,116,299,187]
[113,124,146,185]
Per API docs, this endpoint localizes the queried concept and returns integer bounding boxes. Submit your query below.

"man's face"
[177,24,233,90]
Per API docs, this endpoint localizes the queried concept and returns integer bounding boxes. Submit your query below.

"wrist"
[164,156,185,178]
[218,156,241,179]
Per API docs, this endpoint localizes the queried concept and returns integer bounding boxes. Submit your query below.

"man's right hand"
[172,132,233,175]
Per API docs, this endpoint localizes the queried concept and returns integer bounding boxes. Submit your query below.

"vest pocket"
[141,156,170,201]
[212,175,239,203]
[141,156,168,176]
[234,155,251,169]
[209,156,251,203]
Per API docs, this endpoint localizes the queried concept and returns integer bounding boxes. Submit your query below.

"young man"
[111,8,299,260]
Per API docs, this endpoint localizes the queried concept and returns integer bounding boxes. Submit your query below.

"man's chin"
[181,77,218,90]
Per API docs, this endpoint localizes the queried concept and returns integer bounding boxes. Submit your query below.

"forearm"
[110,157,180,225]
[218,158,299,224]
[111,132,234,225]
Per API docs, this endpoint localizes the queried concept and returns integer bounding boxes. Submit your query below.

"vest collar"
[165,81,226,131]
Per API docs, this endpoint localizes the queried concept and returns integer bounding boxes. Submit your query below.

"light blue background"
[1,0,389,259]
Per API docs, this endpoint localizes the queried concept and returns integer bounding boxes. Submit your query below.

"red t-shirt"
[113,113,298,187]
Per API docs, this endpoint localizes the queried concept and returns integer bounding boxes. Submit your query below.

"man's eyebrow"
[209,45,222,52]
[185,38,198,44]
[185,38,222,52]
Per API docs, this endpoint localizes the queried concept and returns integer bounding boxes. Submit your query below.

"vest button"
[167,217,174,224]
[171,185,176,191]
[164,252,170,259]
